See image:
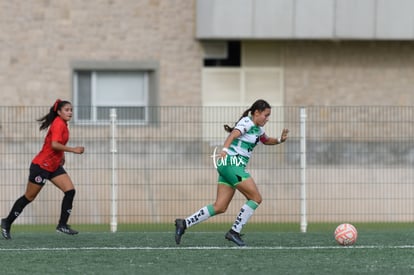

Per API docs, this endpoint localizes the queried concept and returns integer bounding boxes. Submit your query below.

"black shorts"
[28,163,67,186]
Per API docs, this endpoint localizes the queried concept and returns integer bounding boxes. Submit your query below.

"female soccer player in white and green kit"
[175,99,289,246]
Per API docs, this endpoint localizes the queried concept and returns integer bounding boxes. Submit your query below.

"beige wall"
[0,0,203,107]
[282,41,414,106]
[1,2,413,108]
[240,41,414,106]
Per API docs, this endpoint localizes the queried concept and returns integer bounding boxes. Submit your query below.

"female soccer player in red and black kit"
[1,99,85,239]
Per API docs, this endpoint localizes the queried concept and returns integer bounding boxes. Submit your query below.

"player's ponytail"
[223,99,271,133]
[37,99,70,131]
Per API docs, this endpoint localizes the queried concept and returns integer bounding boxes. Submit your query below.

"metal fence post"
[300,107,307,233]
[110,108,118,233]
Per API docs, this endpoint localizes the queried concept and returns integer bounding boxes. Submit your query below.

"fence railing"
[0,106,413,232]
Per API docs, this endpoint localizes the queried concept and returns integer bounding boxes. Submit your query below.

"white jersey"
[227,116,265,159]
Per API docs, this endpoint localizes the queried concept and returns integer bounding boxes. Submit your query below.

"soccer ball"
[334,223,358,246]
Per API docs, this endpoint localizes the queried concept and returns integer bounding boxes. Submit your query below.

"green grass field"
[1,223,414,274]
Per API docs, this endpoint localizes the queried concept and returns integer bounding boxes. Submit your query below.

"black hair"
[224,99,271,133]
[37,99,71,131]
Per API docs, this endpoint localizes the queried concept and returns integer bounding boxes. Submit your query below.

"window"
[203,41,241,67]
[72,61,158,125]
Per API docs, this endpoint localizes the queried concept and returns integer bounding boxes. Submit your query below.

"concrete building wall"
[202,40,414,107]
[281,41,414,106]
[1,1,413,108]
[0,0,202,107]
[197,0,414,40]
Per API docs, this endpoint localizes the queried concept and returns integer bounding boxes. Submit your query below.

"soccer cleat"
[56,224,79,235]
[174,219,186,244]
[225,229,246,246]
[1,218,12,240]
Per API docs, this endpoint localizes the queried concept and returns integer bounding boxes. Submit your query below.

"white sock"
[185,205,215,228]
[231,202,257,233]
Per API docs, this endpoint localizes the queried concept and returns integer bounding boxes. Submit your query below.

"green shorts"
[216,155,251,188]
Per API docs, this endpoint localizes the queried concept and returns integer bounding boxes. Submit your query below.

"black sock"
[58,189,76,226]
[5,195,31,224]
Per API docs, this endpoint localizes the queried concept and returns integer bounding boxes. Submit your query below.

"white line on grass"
[1,245,414,251]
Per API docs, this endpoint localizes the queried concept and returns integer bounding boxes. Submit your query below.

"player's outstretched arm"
[262,128,289,145]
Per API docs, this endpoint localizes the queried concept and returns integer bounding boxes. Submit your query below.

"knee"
[24,194,37,202]
[251,195,262,205]
[64,189,76,199]
[21,194,34,204]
